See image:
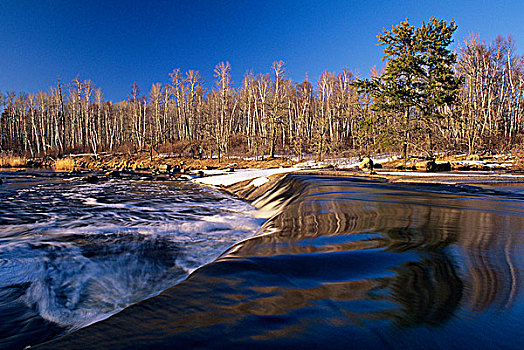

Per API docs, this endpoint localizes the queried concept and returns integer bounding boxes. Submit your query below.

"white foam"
[1,177,265,333]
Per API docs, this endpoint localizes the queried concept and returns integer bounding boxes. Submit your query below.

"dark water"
[3,172,524,349]
[0,170,261,349]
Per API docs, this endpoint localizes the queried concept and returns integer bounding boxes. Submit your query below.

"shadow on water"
[37,175,524,349]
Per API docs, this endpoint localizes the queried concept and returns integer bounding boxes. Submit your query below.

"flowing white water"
[0,172,263,339]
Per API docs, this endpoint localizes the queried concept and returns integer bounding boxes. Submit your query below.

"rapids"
[0,170,260,349]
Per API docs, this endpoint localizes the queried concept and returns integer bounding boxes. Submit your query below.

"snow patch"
[193,168,298,187]
[451,160,514,168]
[377,171,524,178]
[250,177,270,187]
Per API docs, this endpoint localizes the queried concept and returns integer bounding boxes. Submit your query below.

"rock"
[81,175,99,183]
[191,170,205,177]
[426,160,436,171]
[319,164,335,169]
[105,170,121,178]
[177,174,193,180]
[226,167,235,172]
[438,162,452,171]
[426,160,451,172]
[466,154,480,161]
[414,161,429,170]
[205,165,219,170]
[426,160,437,171]
[158,164,171,173]
[358,157,374,170]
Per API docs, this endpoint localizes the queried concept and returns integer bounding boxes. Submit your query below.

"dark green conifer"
[354,17,461,162]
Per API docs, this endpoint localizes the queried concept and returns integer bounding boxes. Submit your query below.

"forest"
[1,18,523,161]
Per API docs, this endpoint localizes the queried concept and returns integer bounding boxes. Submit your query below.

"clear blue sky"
[1,0,524,101]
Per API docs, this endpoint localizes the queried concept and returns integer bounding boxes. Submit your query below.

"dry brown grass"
[53,157,76,171]
[512,150,524,171]
[0,154,27,167]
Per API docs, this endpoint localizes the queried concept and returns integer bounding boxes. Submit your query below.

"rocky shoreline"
[2,153,524,191]
[18,154,294,172]
[3,152,524,172]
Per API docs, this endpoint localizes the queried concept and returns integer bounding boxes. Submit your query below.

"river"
[2,171,524,349]
[0,170,260,349]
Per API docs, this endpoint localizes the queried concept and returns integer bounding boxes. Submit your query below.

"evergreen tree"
[354,17,460,161]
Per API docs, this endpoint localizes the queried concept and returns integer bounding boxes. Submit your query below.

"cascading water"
[0,171,262,349]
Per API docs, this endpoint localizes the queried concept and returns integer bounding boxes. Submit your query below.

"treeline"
[1,31,524,160]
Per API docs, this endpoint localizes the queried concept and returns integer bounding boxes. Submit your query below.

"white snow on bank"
[374,155,402,164]
[377,171,524,178]
[294,154,401,170]
[332,159,360,169]
[199,169,229,176]
[451,160,514,168]
[191,153,523,187]
[250,177,270,187]
[338,155,401,168]
[193,167,298,187]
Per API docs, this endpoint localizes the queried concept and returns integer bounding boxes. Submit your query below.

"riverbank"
[0,153,524,171]
[2,152,524,173]
[0,153,295,171]
[3,152,524,191]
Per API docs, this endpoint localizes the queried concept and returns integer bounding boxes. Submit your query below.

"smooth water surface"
[39,174,524,349]
[0,170,260,349]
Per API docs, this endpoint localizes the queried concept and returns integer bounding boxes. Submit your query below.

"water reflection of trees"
[386,254,464,327]
[227,178,524,327]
